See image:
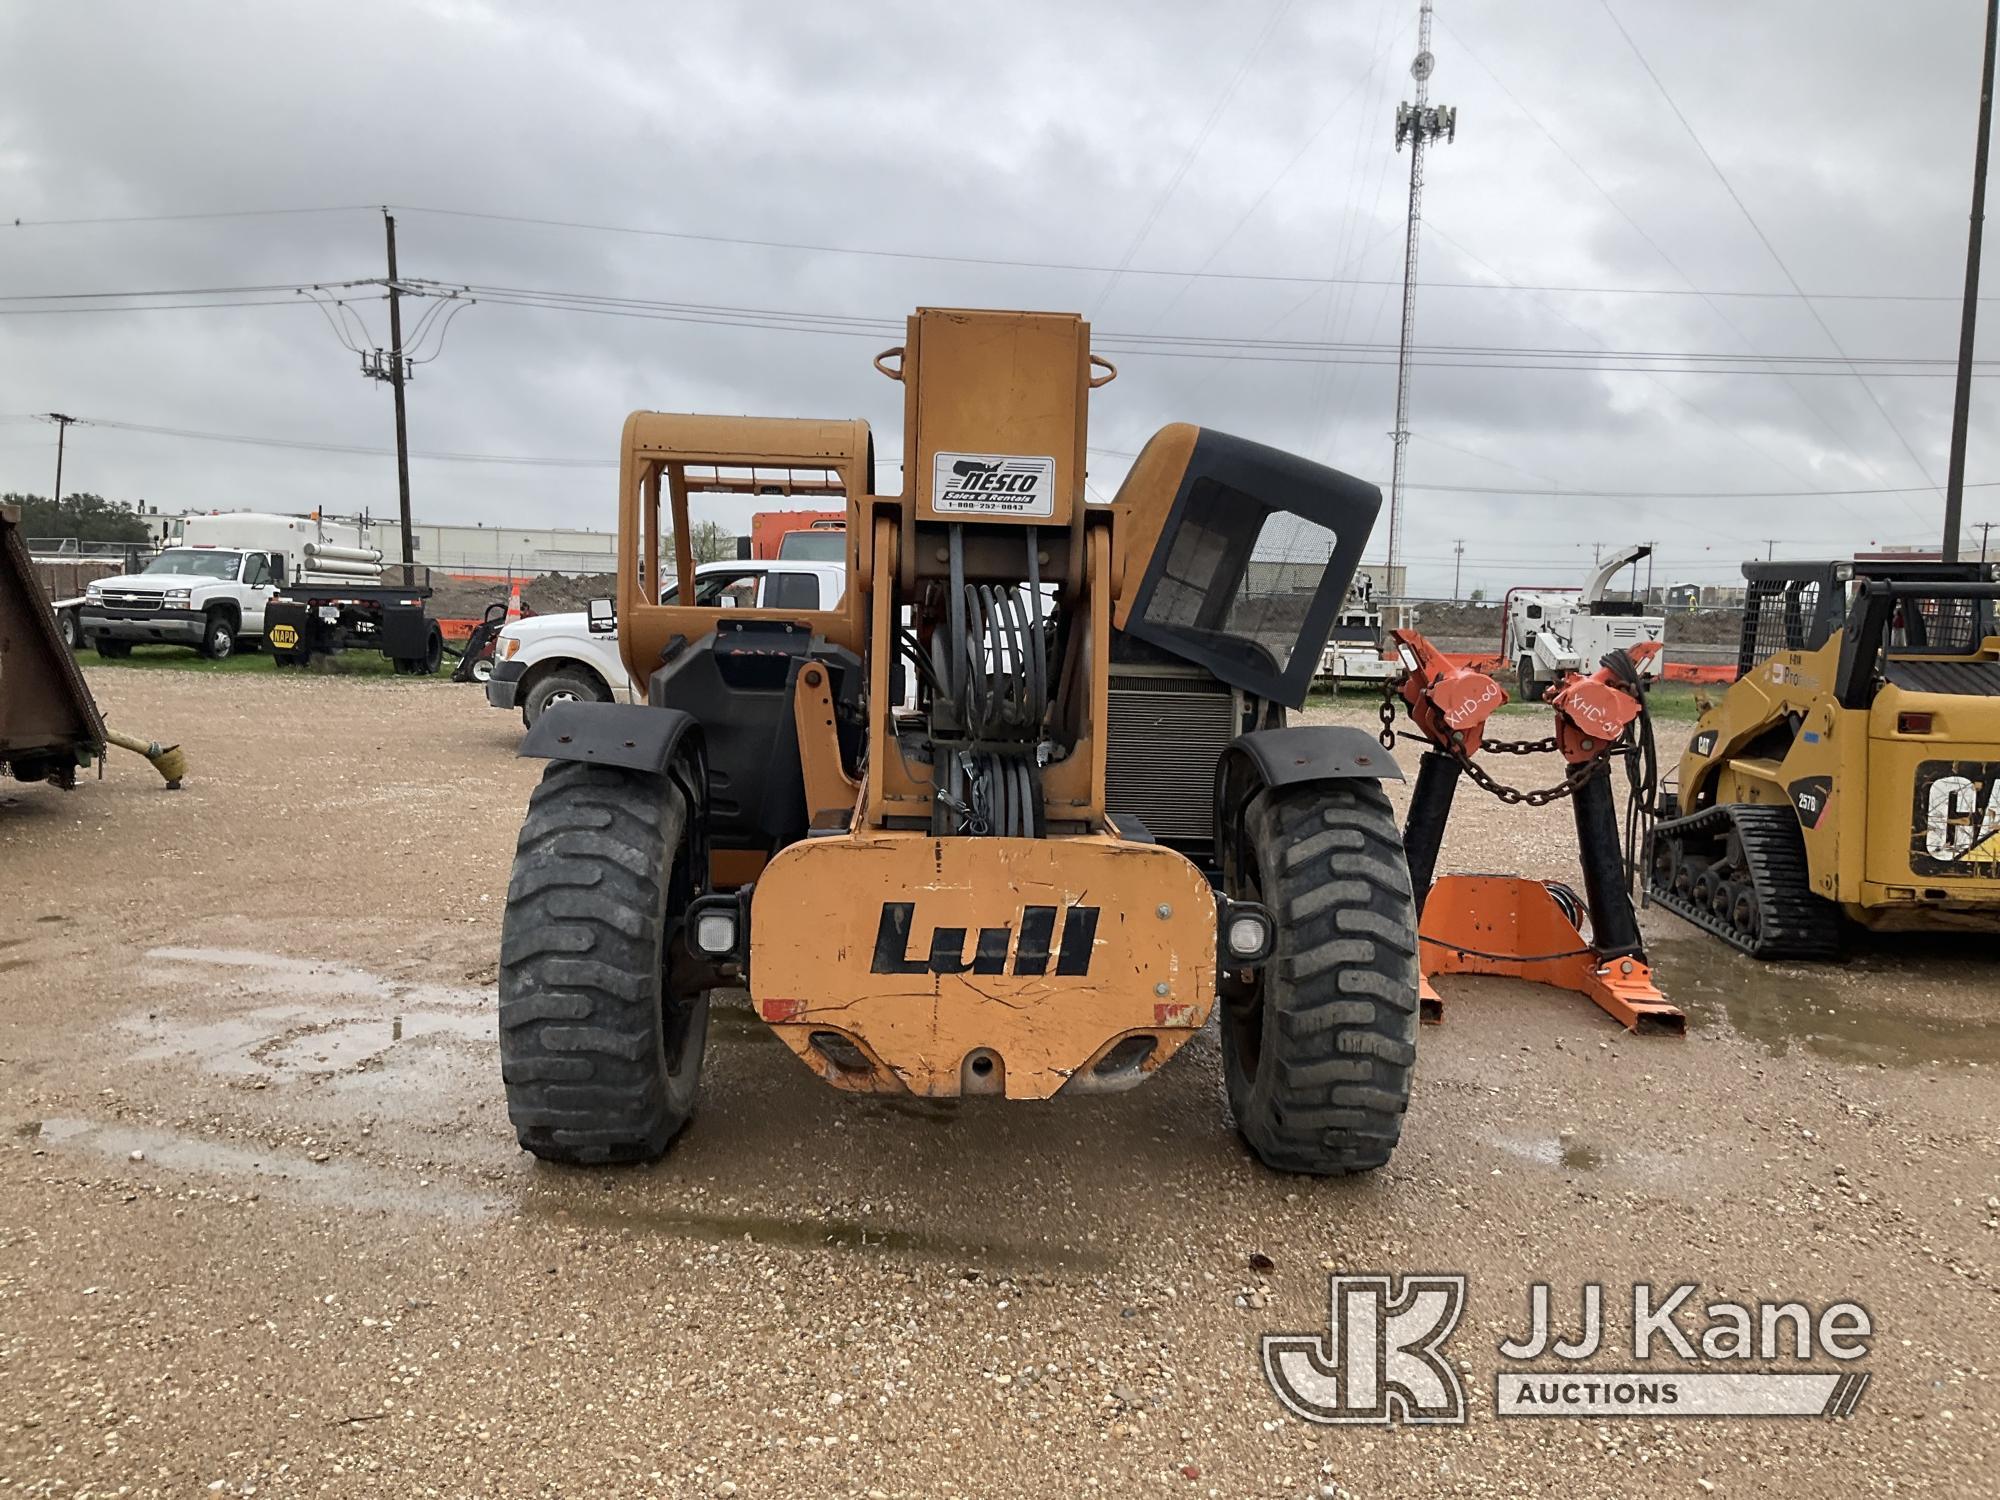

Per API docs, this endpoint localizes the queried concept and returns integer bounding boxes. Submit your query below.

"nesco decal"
[932,452,1056,517]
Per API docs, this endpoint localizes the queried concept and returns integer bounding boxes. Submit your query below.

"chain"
[1378,677,1609,806]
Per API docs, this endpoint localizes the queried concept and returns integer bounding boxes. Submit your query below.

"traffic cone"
[505,581,523,623]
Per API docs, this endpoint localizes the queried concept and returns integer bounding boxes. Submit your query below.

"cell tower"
[1386,0,1456,607]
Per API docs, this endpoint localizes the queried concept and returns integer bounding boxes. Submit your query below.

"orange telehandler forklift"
[496,308,1420,1175]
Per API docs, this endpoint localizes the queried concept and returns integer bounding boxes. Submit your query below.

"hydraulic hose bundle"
[929,526,1050,837]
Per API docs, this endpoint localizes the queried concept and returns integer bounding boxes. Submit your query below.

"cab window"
[242,553,271,587]
[763,571,820,611]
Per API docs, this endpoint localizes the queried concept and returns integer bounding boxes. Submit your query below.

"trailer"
[1315,569,1396,684]
[264,564,445,674]
[1,504,106,787]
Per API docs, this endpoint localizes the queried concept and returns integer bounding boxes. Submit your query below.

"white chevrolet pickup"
[81,546,280,660]
[485,559,846,727]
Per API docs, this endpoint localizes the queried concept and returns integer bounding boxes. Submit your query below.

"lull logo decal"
[870,901,1098,976]
[932,452,1056,517]
[1789,775,1833,830]
[1912,760,2000,876]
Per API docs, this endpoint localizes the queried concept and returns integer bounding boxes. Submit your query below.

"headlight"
[164,589,192,605]
[85,583,102,600]
[502,637,521,659]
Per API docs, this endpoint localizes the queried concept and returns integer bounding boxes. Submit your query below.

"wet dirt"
[0,669,1994,1497]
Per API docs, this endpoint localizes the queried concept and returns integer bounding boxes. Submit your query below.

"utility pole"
[1386,0,1456,620]
[1592,540,1603,567]
[1945,0,1999,562]
[382,211,414,576]
[43,412,78,514]
[1977,519,1996,565]
[1452,536,1465,600]
[1644,542,1655,601]
[1762,538,1780,561]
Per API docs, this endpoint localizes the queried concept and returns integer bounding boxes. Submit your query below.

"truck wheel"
[471,656,495,684]
[415,623,445,676]
[94,638,132,659]
[1517,655,1540,702]
[499,761,709,1164]
[1221,779,1420,1176]
[200,611,237,660]
[58,609,81,651]
[521,668,609,729]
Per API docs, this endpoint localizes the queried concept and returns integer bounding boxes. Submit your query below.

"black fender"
[1213,725,1401,889]
[519,702,709,866]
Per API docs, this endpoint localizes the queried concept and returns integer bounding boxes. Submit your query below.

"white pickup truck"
[486,559,846,727]
[80,512,376,661]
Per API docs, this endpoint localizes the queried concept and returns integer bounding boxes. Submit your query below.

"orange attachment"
[1417,874,1684,1033]
[1549,641,1661,762]
[1392,628,1507,753]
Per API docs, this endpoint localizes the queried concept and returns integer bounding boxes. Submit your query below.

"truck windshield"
[143,549,242,580]
[777,529,845,562]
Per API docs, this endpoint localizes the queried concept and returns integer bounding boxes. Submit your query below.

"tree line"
[3,493,152,544]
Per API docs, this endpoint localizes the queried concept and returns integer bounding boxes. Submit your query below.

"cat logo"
[1912,760,2000,877]
[1691,729,1718,758]
[268,623,299,649]
[870,901,1098,976]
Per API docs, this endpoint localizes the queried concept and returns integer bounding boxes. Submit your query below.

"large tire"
[200,610,237,660]
[520,666,610,729]
[498,761,709,1164]
[58,608,82,651]
[1517,655,1540,703]
[1221,779,1420,1176]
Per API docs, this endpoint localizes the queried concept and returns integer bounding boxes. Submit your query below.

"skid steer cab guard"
[499,308,1419,1176]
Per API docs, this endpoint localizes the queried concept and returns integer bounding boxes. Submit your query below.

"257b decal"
[1911,760,2000,877]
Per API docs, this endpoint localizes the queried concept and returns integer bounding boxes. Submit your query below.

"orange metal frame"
[1417,874,1684,1034]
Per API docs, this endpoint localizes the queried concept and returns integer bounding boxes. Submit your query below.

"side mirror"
[586,597,616,634]
[268,551,286,585]
[718,594,740,609]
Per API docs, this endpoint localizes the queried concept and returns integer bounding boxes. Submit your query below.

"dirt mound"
[425,572,617,619]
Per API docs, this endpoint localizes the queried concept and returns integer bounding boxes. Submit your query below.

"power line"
[375,204,1993,305]
[48,411,2000,495]
[6,205,379,228]
[1089,0,1295,318]
[1599,0,1943,494]
[403,279,2000,374]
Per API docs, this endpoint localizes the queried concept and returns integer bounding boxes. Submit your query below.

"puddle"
[539,1196,1106,1270]
[31,1117,505,1219]
[706,1005,782,1044]
[125,948,496,1082]
[1653,938,2000,1069]
[145,947,492,1011]
[1494,1134,1609,1173]
[858,1095,963,1126]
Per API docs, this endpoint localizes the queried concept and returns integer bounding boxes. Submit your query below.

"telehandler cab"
[497,308,1420,1175]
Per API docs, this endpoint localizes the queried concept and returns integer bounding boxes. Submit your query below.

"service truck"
[1501,543,1666,699]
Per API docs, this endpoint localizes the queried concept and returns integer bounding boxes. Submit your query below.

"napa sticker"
[1912,760,2000,877]
[932,453,1056,517]
[268,623,299,649]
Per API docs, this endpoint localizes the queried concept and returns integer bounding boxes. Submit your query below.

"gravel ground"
[1,669,1995,1497]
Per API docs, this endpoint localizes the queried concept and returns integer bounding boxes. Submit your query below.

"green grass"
[79,644,401,677]
[1309,678,1710,724]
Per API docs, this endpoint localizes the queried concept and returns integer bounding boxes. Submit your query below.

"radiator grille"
[1105,675,1239,842]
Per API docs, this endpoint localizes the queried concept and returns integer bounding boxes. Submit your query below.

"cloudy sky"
[2,0,1995,595]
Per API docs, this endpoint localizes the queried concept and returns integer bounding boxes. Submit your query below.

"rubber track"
[498,760,698,1164]
[1647,802,1840,960]
[1229,780,1420,1176]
